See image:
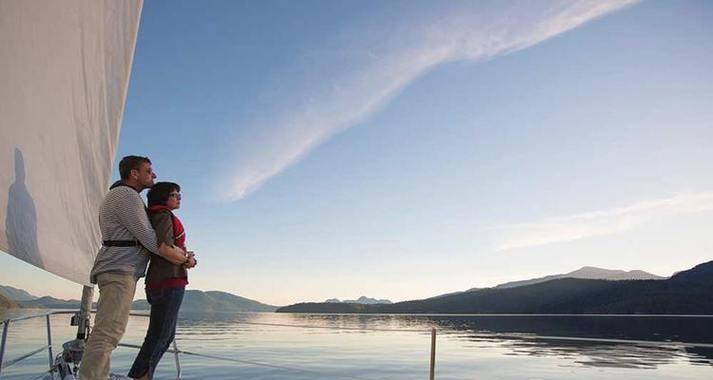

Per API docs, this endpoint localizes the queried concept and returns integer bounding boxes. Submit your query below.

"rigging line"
[234,321,430,333]
[118,343,377,380]
[1,345,51,369]
[1,311,54,324]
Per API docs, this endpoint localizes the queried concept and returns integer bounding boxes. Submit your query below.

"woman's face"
[167,190,181,210]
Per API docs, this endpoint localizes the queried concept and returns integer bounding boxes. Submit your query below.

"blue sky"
[2,0,713,306]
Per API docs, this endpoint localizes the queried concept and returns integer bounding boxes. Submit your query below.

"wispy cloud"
[221,0,639,201]
[491,192,713,251]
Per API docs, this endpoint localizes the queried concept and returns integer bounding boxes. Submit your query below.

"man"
[79,156,189,380]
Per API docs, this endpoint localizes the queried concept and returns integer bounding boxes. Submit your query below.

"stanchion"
[429,328,436,380]
[46,314,53,370]
[0,320,10,376]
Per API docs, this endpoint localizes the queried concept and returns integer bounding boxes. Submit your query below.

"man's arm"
[115,190,161,254]
[159,243,189,265]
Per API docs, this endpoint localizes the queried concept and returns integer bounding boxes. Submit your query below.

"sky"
[2,0,713,306]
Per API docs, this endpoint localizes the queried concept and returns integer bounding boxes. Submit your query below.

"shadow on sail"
[5,148,42,268]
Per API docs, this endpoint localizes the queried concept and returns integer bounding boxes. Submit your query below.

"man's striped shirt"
[90,184,160,283]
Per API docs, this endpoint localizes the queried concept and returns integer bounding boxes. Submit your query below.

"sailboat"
[1,0,144,378]
[5,1,712,379]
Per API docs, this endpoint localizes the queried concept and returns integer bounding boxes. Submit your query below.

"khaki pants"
[79,272,137,380]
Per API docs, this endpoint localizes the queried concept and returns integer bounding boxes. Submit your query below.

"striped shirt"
[89,184,160,283]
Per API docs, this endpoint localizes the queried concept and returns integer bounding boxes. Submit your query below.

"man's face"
[133,162,156,190]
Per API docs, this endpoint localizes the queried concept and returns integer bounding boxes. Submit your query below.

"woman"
[128,182,196,380]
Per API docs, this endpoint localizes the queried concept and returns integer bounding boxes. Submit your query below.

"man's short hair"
[147,182,181,206]
[119,155,151,180]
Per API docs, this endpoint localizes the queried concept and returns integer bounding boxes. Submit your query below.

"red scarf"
[147,205,186,249]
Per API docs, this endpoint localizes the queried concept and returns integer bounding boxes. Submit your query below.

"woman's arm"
[152,211,188,265]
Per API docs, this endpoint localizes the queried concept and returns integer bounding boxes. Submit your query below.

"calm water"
[1,310,712,379]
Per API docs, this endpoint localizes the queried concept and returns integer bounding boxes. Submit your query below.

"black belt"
[102,240,139,247]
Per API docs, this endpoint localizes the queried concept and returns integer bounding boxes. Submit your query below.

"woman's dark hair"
[147,182,181,206]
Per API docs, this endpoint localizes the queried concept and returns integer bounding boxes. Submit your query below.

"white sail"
[0,0,143,285]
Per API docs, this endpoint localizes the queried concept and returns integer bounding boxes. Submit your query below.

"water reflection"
[1,311,711,379]
[425,315,713,368]
[266,313,713,369]
[499,338,690,369]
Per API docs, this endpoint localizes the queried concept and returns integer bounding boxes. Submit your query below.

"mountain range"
[428,266,663,299]
[1,264,699,315]
[0,285,39,301]
[493,266,665,289]
[325,296,392,304]
[277,261,713,314]
[132,290,278,312]
[1,288,278,313]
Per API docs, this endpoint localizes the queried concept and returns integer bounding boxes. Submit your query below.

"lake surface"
[1,310,712,379]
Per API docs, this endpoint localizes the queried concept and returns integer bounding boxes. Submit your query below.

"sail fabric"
[0,0,143,285]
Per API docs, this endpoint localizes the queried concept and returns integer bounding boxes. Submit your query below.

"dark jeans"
[127,286,185,379]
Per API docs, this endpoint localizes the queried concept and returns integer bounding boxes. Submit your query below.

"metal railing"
[0,310,439,380]
[0,311,57,377]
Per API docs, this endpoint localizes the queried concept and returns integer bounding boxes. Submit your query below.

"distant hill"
[278,261,713,315]
[0,285,39,301]
[428,288,481,300]
[668,260,713,284]
[18,296,84,309]
[428,266,663,300]
[324,296,392,304]
[494,266,665,289]
[0,293,18,310]
[7,286,278,313]
[133,290,278,312]
[278,302,372,313]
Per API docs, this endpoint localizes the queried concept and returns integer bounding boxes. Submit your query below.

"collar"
[148,204,174,214]
[110,180,141,193]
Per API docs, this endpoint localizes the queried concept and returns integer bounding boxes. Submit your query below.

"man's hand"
[184,250,197,269]
[184,255,197,269]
